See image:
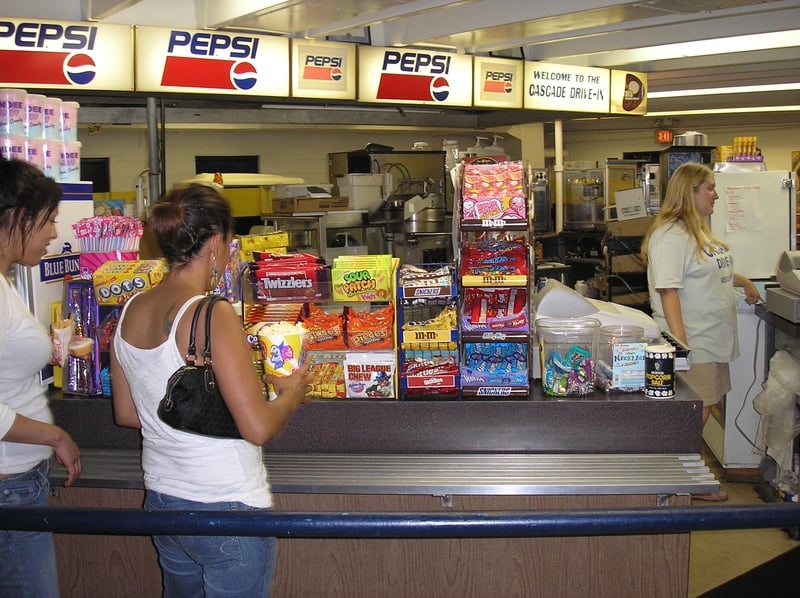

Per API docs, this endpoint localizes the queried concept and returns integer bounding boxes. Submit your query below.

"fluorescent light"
[646,105,800,117]
[597,30,800,65]
[649,83,800,99]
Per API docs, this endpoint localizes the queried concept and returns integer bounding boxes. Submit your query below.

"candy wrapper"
[49,316,74,368]
[61,278,102,396]
[345,353,395,399]
[258,322,307,399]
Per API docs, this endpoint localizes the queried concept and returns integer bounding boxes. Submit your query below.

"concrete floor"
[687,445,798,597]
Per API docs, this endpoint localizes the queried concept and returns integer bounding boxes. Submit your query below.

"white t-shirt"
[647,221,739,364]
[113,294,271,508]
[0,273,54,474]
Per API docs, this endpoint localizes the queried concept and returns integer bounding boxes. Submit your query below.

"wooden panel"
[271,493,691,598]
[50,487,162,598]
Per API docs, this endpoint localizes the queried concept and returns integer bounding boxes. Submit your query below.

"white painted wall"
[79,120,797,196]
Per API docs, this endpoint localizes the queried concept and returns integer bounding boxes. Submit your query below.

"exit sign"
[655,129,674,144]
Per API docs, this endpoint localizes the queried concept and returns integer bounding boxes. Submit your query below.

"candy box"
[331,255,396,302]
[92,259,168,305]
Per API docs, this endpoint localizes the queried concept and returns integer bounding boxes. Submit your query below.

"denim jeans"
[145,490,276,598]
[0,460,60,598]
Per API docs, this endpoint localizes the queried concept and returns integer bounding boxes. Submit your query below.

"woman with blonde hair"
[641,162,761,500]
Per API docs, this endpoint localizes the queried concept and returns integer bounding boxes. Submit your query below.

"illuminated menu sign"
[473,56,523,109]
[291,39,355,100]
[135,26,289,96]
[358,45,472,106]
[0,18,133,90]
[524,62,610,113]
[610,70,647,115]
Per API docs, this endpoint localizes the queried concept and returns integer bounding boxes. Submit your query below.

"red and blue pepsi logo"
[160,30,262,91]
[483,71,514,95]
[301,55,344,83]
[430,77,450,102]
[375,51,453,102]
[0,21,99,86]
[231,61,257,90]
[64,53,96,85]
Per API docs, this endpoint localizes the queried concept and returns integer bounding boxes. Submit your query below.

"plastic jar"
[596,325,646,393]
[537,317,600,397]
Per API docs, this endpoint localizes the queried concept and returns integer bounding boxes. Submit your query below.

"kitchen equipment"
[383,178,444,234]
[673,131,708,146]
[403,192,445,234]
[563,167,604,230]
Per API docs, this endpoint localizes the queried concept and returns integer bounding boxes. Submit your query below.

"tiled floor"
[687,445,799,597]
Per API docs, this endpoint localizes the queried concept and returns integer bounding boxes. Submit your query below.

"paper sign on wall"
[615,187,647,220]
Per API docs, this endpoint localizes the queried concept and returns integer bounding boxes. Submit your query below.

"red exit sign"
[655,129,674,144]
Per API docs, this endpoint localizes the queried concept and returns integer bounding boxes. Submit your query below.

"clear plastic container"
[596,325,646,393]
[537,317,600,397]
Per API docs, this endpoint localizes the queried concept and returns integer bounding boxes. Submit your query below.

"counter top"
[51,449,718,496]
[50,386,703,454]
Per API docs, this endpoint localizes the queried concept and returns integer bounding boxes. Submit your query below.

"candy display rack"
[456,161,533,398]
[396,263,460,400]
[241,255,399,400]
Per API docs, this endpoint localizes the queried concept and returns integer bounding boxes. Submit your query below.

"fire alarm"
[655,129,674,144]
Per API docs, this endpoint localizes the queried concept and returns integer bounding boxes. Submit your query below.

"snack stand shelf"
[396,264,460,400]
[242,253,399,400]
[457,161,533,399]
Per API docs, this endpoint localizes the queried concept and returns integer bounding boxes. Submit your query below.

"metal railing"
[3,503,800,538]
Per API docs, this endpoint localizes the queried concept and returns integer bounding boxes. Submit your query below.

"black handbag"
[157,294,242,439]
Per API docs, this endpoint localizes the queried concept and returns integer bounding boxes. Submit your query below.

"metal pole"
[146,97,161,208]
[3,504,800,538]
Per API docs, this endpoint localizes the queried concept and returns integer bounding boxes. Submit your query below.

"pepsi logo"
[430,77,450,102]
[64,53,96,85]
[330,67,342,81]
[504,81,513,94]
[231,61,257,91]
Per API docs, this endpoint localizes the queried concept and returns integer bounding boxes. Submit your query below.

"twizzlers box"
[249,253,331,303]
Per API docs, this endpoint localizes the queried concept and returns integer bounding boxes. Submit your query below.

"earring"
[210,255,220,291]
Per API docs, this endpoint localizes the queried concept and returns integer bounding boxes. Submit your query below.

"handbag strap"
[185,295,221,365]
[201,294,223,365]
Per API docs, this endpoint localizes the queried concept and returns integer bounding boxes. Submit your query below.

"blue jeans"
[0,460,60,598]
[145,490,276,598]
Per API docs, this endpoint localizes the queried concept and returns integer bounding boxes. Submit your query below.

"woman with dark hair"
[110,183,311,597]
[0,156,83,597]
[641,162,761,501]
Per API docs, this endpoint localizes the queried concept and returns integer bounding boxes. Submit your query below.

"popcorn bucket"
[258,323,307,399]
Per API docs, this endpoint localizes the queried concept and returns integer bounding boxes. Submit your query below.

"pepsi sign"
[0,19,133,90]
[291,40,355,100]
[473,57,523,108]
[358,46,472,106]
[136,25,288,97]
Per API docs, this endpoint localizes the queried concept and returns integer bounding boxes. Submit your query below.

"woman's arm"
[733,273,762,304]
[656,287,687,346]
[209,302,311,446]
[2,416,82,486]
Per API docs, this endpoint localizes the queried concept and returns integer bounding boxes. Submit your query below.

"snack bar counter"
[48,390,712,597]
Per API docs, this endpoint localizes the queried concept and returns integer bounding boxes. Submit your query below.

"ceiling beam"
[82,0,143,21]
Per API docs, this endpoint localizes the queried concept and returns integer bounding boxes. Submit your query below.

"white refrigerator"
[11,182,94,384]
[703,165,797,469]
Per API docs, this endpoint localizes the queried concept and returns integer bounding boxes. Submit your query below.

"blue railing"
[3,503,800,538]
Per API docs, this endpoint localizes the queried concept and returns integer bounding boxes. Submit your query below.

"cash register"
[766,250,800,323]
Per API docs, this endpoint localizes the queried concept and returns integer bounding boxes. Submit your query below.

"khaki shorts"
[676,362,731,407]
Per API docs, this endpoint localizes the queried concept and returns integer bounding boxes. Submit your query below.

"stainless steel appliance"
[563,167,604,230]
[329,149,449,263]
